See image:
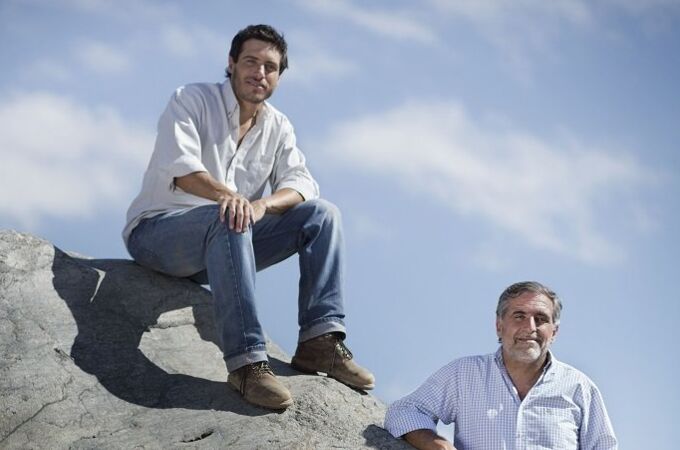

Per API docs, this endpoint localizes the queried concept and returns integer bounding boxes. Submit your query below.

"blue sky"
[1,0,679,447]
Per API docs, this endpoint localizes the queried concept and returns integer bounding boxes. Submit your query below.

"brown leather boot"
[291,333,375,390]
[227,361,293,410]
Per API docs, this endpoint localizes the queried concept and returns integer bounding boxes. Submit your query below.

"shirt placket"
[231,122,263,195]
[514,367,551,450]
[496,357,522,450]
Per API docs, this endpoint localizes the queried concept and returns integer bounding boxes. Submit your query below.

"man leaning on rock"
[384,281,618,450]
[122,24,374,410]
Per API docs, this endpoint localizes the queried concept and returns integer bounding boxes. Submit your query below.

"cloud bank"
[320,101,654,265]
[0,92,154,228]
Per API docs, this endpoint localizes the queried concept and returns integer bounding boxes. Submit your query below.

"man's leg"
[252,198,346,339]
[127,205,292,409]
[253,199,374,390]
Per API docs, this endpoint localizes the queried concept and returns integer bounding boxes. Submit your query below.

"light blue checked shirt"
[384,348,617,450]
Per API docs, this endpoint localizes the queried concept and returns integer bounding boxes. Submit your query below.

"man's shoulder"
[262,100,293,129]
[437,352,496,375]
[550,356,599,387]
[173,82,222,100]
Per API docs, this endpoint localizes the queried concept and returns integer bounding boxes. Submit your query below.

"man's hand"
[218,194,254,233]
[174,172,303,233]
[404,429,456,450]
[250,199,267,224]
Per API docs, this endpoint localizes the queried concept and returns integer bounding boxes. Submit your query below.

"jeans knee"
[207,212,253,245]
[304,198,341,225]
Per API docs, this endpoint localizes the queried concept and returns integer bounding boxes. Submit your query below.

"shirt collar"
[494,346,555,375]
[221,80,271,130]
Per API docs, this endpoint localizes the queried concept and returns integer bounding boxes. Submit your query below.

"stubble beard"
[507,340,543,364]
[231,70,273,105]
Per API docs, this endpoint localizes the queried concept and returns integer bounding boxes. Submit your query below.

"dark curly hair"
[225,24,288,78]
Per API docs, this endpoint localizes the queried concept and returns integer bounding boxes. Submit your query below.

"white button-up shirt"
[123,81,319,244]
[384,349,618,450]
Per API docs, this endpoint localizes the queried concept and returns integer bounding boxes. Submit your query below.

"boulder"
[0,230,410,449]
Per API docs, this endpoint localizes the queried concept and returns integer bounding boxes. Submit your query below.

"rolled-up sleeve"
[270,120,319,200]
[384,362,459,438]
[154,87,208,189]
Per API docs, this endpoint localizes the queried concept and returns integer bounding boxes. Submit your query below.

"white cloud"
[296,0,438,45]
[38,0,179,24]
[158,24,227,60]
[75,40,132,74]
[20,59,73,83]
[0,92,154,228]
[601,0,680,15]
[284,32,359,84]
[429,0,592,25]
[320,101,655,265]
[429,0,595,83]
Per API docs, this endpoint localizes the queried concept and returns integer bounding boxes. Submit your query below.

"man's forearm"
[404,429,455,450]
[256,188,304,215]
[174,171,235,201]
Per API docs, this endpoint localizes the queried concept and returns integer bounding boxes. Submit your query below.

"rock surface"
[0,230,410,449]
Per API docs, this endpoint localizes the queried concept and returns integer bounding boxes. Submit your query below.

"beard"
[230,69,274,105]
[506,340,543,364]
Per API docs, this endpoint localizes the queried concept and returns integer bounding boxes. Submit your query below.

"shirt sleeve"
[384,361,459,439]
[153,86,209,190]
[269,119,320,200]
[579,382,618,450]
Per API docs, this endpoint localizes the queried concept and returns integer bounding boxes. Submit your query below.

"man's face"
[496,292,559,365]
[228,39,282,105]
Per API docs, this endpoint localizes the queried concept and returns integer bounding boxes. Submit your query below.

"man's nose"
[253,65,265,79]
[526,317,537,331]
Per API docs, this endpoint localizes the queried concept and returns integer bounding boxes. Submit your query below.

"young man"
[384,282,617,450]
[123,24,374,410]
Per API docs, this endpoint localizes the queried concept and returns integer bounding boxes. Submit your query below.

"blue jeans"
[127,199,346,371]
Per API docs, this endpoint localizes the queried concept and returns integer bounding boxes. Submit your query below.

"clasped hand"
[218,195,266,233]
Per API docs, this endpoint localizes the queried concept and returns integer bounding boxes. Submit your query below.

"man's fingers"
[219,199,228,223]
[228,199,237,230]
[235,200,246,232]
[222,196,252,233]
[248,204,256,225]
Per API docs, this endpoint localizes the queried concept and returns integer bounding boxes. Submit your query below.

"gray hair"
[496,281,562,325]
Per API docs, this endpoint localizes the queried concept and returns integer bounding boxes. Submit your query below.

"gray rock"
[0,230,410,449]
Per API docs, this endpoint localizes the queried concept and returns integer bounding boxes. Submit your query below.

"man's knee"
[206,210,254,244]
[300,198,342,225]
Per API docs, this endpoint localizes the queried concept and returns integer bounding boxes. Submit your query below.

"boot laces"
[249,361,274,377]
[335,339,353,360]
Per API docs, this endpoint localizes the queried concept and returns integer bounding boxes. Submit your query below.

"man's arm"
[251,187,303,221]
[175,172,303,233]
[579,383,618,450]
[384,361,459,448]
[404,430,456,450]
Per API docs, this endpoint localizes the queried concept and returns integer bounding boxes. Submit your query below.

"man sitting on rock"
[122,24,374,410]
[384,281,617,450]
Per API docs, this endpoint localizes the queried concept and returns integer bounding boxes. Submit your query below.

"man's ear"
[551,324,559,342]
[227,56,235,76]
[495,318,502,340]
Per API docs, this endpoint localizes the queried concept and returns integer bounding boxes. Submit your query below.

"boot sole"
[291,360,375,391]
[227,379,294,410]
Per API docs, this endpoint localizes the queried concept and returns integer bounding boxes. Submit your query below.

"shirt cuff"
[384,407,439,439]
[277,180,319,201]
[164,155,208,189]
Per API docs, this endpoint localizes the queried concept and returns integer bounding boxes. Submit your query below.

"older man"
[384,281,617,450]
[123,24,373,410]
